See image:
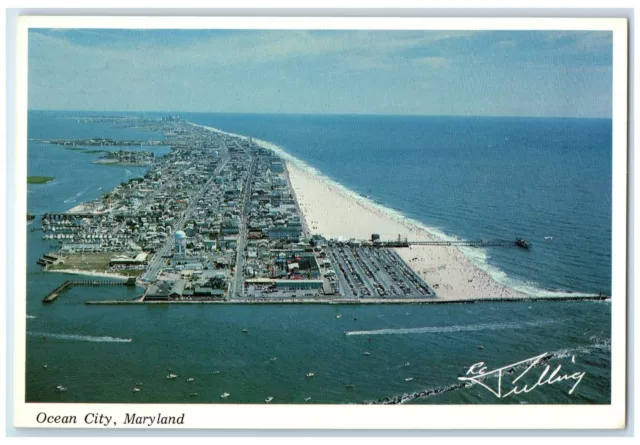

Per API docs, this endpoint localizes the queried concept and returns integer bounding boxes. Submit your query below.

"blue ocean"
[25,110,612,404]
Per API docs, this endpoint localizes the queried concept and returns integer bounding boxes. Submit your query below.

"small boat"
[42,365,48,369]
[336,314,342,319]
[515,238,531,249]
[220,392,230,399]
[132,387,141,393]
[363,352,371,356]
[345,384,355,389]
[306,372,315,378]
[264,396,274,403]
[404,377,413,382]
[186,377,194,382]
[166,373,178,379]
[478,345,484,350]
[242,328,249,333]
[544,236,553,240]
[189,392,199,397]
[55,385,67,392]
[135,382,143,386]
[404,362,411,367]
[212,371,221,375]
[304,397,312,402]
[270,357,277,362]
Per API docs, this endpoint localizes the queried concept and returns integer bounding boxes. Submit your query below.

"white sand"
[285,162,525,301]
[47,269,129,281]
[190,121,526,300]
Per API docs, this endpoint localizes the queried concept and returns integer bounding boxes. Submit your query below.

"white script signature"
[458,353,586,398]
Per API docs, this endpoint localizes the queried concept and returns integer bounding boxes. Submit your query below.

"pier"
[43,277,137,303]
[378,239,531,248]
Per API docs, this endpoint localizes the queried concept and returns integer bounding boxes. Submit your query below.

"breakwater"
[85,295,610,305]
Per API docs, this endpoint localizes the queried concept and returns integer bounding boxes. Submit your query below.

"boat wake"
[63,197,77,204]
[26,315,37,319]
[345,319,557,336]
[366,339,610,405]
[28,331,132,343]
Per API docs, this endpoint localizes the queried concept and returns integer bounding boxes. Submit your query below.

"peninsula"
[34,114,581,305]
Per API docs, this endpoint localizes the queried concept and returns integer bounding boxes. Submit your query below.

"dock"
[43,277,137,303]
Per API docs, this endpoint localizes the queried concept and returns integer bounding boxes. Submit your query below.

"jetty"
[43,277,137,303]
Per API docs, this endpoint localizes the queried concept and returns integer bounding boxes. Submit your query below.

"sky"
[28,29,613,118]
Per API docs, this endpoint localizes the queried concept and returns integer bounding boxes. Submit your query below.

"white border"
[11,15,628,430]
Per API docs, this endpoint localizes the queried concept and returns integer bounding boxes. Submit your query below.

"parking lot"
[326,246,436,299]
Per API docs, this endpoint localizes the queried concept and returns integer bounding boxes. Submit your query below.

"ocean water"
[24,111,612,404]
[181,113,612,297]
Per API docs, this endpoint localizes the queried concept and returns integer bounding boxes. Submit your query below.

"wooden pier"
[378,239,529,248]
[42,277,136,303]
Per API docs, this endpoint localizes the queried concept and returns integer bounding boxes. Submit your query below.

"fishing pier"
[375,238,532,249]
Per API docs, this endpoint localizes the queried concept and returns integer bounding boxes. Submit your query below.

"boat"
[190,392,199,397]
[404,377,413,382]
[186,377,194,382]
[515,238,531,249]
[544,236,553,240]
[264,396,274,403]
[220,392,230,399]
[55,385,67,392]
[478,345,484,350]
[304,397,312,402]
[336,314,342,319]
[363,352,371,356]
[270,357,277,362]
[404,362,411,367]
[242,328,249,333]
[42,365,48,369]
[306,372,315,378]
[132,387,141,393]
[166,373,178,379]
[212,371,221,375]
[345,384,355,389]
[135,382,143,386]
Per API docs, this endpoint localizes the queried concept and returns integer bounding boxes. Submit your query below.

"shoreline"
[190,121,595,302]
[284,162,526,301]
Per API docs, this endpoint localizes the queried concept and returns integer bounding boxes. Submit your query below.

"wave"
[28,331,132,343]
[367,338,610,404]
[345,319,557,336]
[190,121,594,299]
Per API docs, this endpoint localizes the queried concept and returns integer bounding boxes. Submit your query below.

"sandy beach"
[47,269,129,281]
[284,162,526,301]
[191,121,526,301]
